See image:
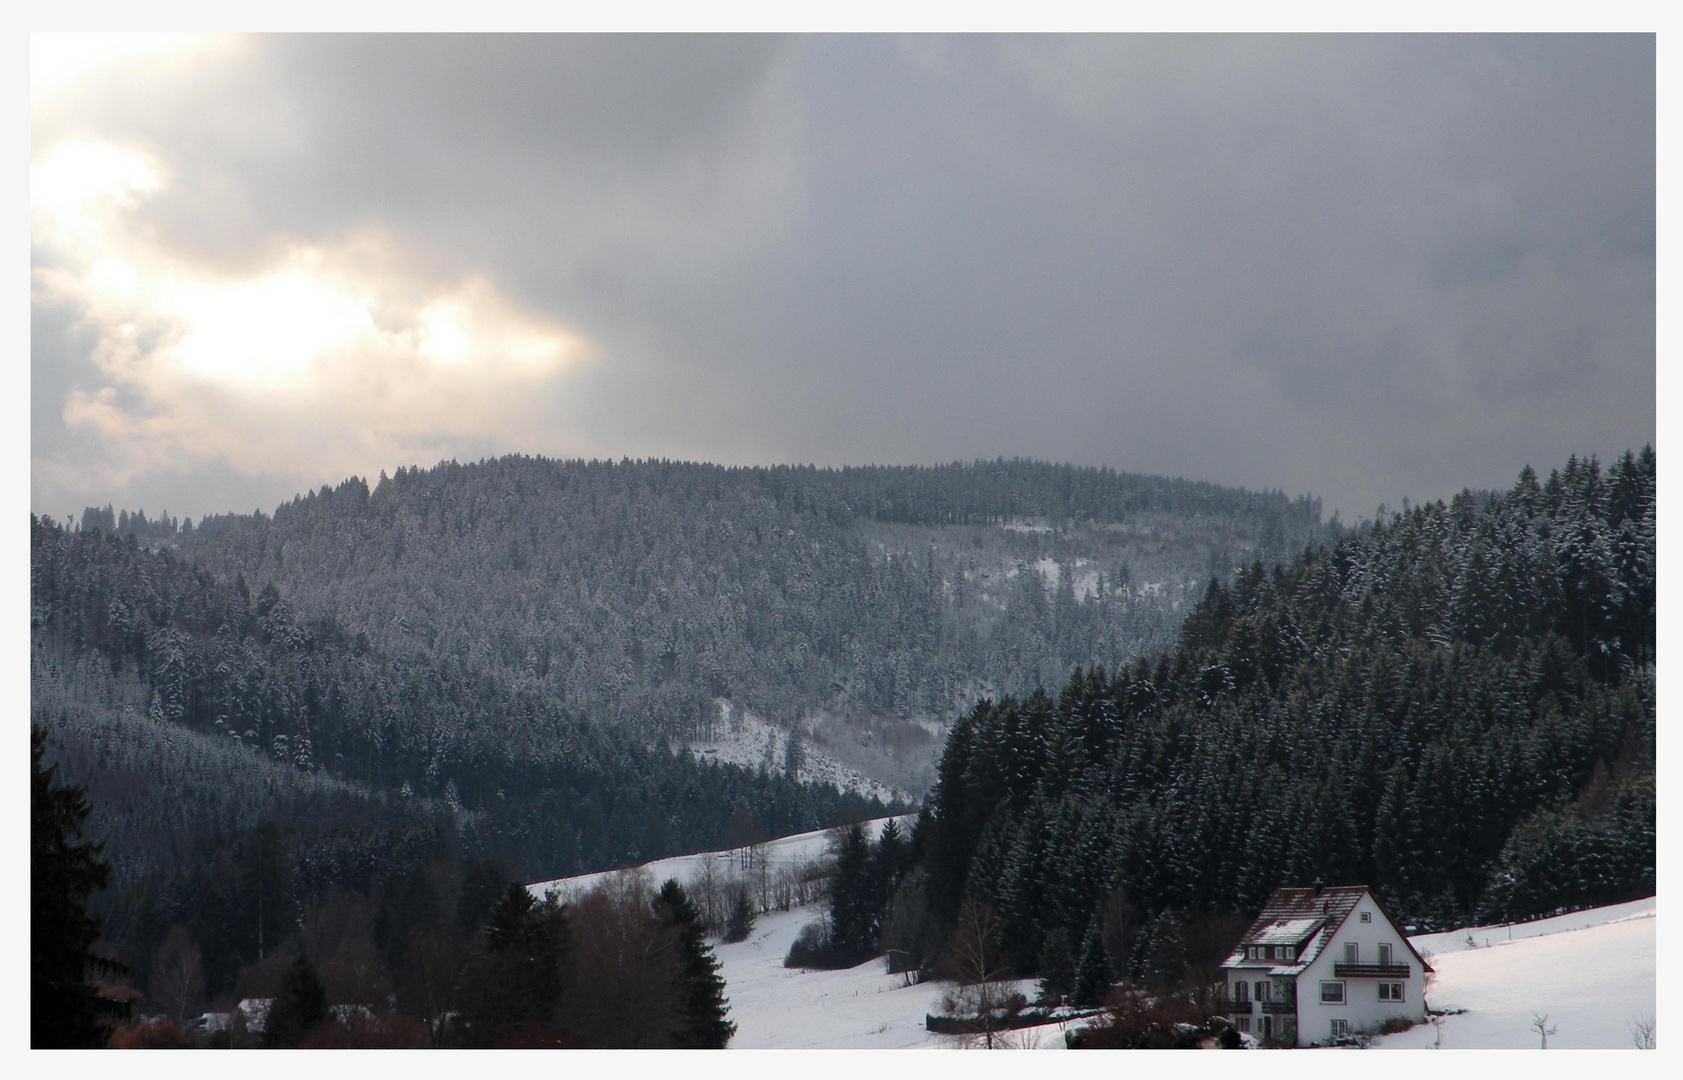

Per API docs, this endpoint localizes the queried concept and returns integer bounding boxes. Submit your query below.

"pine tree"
[263,952,328,1047]
[654,879,735,1048]
[725,886,755,944]
[31,727,129,1047]
[1071,918,1111,1007]
[829,823,873,958]
[1035,927,1075,1005]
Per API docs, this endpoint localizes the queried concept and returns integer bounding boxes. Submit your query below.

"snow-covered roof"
[1223,885,1367,968]
[1250,917,1323,946]
[1222,885,1433,975]
[238,997,273,1034]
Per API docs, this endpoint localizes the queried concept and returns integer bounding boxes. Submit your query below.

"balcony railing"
[1217,997,1296,1015]
[1333,963,1411,979]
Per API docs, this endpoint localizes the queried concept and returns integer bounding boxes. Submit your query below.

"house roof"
[1223,885,1367,970]
[1249,916,1324,946]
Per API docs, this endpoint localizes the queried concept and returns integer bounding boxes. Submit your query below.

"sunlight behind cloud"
[32,133,590,504]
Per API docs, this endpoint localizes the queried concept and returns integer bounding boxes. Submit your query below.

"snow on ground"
[530,811,1654,1051]
[1374,897,1655,1049]
[686,702,907,806]
[527,815,914,902]
[716,906,1061,1049]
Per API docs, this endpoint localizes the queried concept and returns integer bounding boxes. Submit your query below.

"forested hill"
[908,450,1654,989]
[101,457,1326,791]
[31,515,892,994]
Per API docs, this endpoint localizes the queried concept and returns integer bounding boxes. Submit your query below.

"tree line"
[30,513,895,1015]
[895,450,1653,1000]
[35,733,735,1050]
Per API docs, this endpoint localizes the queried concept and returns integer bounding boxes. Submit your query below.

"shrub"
[783,919,867,970]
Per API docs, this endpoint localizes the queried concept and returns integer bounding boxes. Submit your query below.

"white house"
[1221,882,1431,1047]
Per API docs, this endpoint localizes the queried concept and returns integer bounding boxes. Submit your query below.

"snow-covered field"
[528,816,914,906]
[530,821,1655,1051]
[713,905,1061,1049]
[1376,897,1656,1049]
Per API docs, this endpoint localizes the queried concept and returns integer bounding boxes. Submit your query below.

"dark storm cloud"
[31,33,1653,521]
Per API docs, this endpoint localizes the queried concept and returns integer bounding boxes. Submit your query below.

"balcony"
[1333,963,1411,979]
[1217,996,1295,1015]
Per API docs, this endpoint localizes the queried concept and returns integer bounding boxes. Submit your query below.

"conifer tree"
[1072,918,1111,1008]
[654,879,734,1048]
[263,952,328,1047]
[31,728,128,1047]
[829,823,874,958]
[725,886,755,944]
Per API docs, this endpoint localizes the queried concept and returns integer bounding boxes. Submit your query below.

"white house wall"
[1294,891,1426,1045]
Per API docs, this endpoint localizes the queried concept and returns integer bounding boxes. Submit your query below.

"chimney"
[1311,877,1325,897]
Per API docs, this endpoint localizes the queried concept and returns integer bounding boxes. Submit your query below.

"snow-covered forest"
[30,450,1654,1048]
[908,450,1654,995]
[88,458,1327,791]
[30,514,896,1003]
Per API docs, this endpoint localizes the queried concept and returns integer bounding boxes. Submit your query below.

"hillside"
[1382,898,1656,1049]
[531,819,1655,1050]
[30,515,896,1003]
[908,450,1654,994]
[100,457,1327,793]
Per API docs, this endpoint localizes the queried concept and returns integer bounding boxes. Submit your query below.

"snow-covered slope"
[531,819,1654,1051]
[1375,897,1656,1049]
[687,703,908,806]
[714,907,1057,1049]
[527,815,913,901]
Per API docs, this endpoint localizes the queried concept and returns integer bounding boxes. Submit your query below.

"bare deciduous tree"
[148,925,204,1025]
[568,869,680,1048]
[937,900,1024,1049]
[1530,1011,1557,1049]
[1629,1014,1656,1050]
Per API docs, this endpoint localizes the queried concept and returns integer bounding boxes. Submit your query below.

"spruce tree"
[725,886,755,944]
[263,952,328,1047]
[829,823,873,958]
[654,879,735,1048]
[466,881,566,1041]
[1035,926,1075,1005]
[1071,919,1111,1008]
[31,727,128,1048]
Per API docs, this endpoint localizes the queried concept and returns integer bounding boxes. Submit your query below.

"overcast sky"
[30,33,1654,523]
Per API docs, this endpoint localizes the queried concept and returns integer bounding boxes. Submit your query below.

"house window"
[1360,912,1372,923]
[1255,981,1270,1003]
[1234,981,1249,1003]
[1273,946,1284,960]
[1320,981,1345,1004]
[1331,1020,1348,1038]
[1379,983,1404,1002]
[1344,941,1359,964]
[1248,946,1258,960]
[1378,943,1392,965]
[1237,1017,1250,1033]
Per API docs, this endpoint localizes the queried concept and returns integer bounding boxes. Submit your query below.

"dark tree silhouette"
[654,879,734,1048]
[31,727,128,1047]
[263,952,328,1047]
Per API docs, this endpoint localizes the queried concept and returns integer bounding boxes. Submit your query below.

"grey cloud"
[31,33,1653,521]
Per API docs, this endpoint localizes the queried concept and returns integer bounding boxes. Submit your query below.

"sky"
[29,33,1655,524]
